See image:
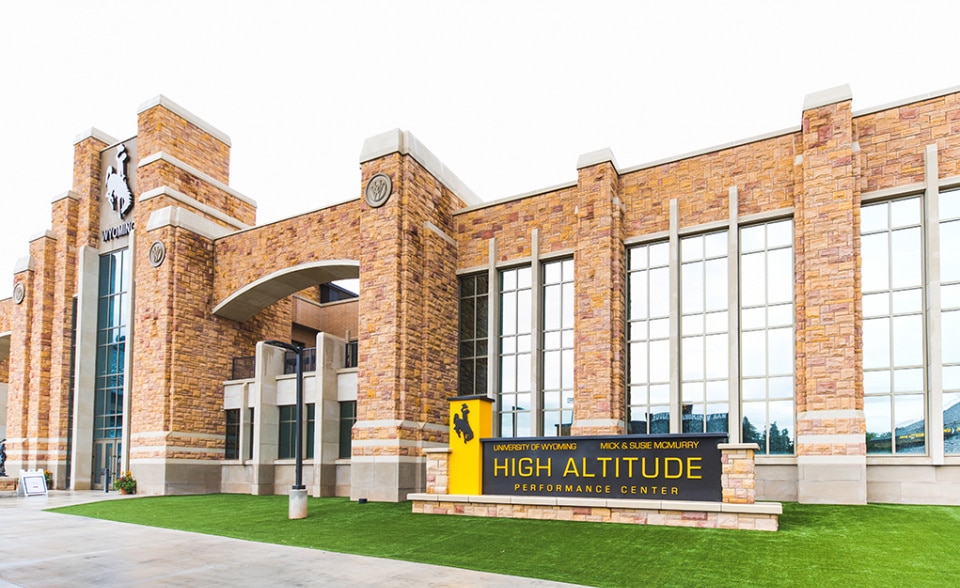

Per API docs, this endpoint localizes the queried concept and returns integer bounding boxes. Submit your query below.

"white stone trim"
[454,181,578,215]
[351,439,448,449]
[797,409,864,420]
[796,455,866,465]
[146,206,235,240]
[73,127,118,146]
[624,230,670,246]
[853,84,960,117]
[51,191,79,204]
[572,418,624,429]
[28,230,56,242]
[618,126,801,176]
[13,255,34,273]
[738,207,794,226]
[359,128,481,206]
[138,151,255,207]
[860,182,925,203]
[347,455,425,464]
[424,221,456,247]
[802,84,853,111]
[137,95,232,146]
[797,434,864,445]
[140,186,250,230]
[351,419,447,434]
[939,174,960,190]
[577,147,619,171]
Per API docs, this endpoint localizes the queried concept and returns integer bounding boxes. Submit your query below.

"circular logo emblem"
[364,173,393,208]
[13,282,25,305]
[148,241,166,268]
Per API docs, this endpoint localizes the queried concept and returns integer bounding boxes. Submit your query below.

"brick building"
[1,85,959,504]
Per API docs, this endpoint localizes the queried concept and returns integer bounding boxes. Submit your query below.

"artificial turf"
[52,495,960,587]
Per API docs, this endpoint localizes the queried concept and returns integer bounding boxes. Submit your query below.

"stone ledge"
[412,494,780,532]
[721,502,782,515]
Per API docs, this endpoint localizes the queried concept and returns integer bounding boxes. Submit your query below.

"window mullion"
[668,199,681,433]
[925,143,945,463]
[728,187,741,443]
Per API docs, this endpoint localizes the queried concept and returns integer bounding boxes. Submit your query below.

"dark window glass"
[225,409,240,460]
[278,405,296,459]
[459,274,489,396]
[339,401,357,459]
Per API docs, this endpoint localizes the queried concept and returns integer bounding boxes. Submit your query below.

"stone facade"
[2,86,960,504]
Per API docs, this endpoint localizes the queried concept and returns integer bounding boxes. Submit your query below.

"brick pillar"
[130,97,237,494]
[720,443,758,504]
[353,130,465,501]
[6,260,35,473]
[572,149,626,435]
[795,85,866,504]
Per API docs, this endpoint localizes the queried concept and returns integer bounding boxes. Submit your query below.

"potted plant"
[43,470,53,489]
[114,471,137,494]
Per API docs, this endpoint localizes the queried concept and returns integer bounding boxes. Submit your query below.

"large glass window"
[498,266,532,437]
[94,249,131,442]
[861,197,926,454]
[542,259,574,437]
[458,274,489,396]
[740,219,795,454]
[941,189,960,455]
[627,242,671,434]
[681,231,729,434]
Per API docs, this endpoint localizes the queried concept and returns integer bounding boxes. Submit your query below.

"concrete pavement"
[0,491,588,587]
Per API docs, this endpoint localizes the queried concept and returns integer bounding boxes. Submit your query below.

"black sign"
[482,434,726,501]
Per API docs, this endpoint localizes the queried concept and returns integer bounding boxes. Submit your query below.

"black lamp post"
[264,340,306,491]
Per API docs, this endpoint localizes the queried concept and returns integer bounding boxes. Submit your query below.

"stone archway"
[212,260,359,322]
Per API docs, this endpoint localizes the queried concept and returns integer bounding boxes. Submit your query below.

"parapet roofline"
[137,95,232,147]
[359,129,482,207]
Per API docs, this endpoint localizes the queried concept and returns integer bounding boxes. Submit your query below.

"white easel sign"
[18,469,48,496]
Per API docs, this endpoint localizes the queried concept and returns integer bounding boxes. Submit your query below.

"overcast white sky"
[1,0,958,299]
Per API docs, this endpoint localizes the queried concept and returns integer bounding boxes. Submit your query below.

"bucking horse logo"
[452,403,474,443]
[104,144,134,220]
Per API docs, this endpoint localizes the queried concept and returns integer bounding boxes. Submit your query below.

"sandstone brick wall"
[572,160,626,435]
[137,103,231,185]
[291,296,359,341]
[212,201,361,304]
[0,298,11,382]
[856,92,960,192]
[794,98,863,455]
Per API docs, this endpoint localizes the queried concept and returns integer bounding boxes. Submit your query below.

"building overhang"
[212,260,359,323]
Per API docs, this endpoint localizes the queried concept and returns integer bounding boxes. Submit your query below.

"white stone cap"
[51,191,78,204]
[28,230,56,242]
[137,95,232,147]
[359,128,482,206]
[803,84,853,111]
[577,148,619,172]
[73,127,118,146]
[423,447,452,454]
[718,443,760,451]
[13,255,34,273]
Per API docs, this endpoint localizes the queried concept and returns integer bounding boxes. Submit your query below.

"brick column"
[424,448,451,494]
[720,443,758,504]
[353,130,469,501]
[572,149,626,435]
[795,85,866,504]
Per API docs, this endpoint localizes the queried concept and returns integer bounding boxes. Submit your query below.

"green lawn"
[52,496,960,587]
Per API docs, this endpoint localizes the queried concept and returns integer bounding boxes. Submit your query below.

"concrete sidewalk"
[0,491,587,587]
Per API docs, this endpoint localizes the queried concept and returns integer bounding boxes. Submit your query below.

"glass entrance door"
[91,439,122,490]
